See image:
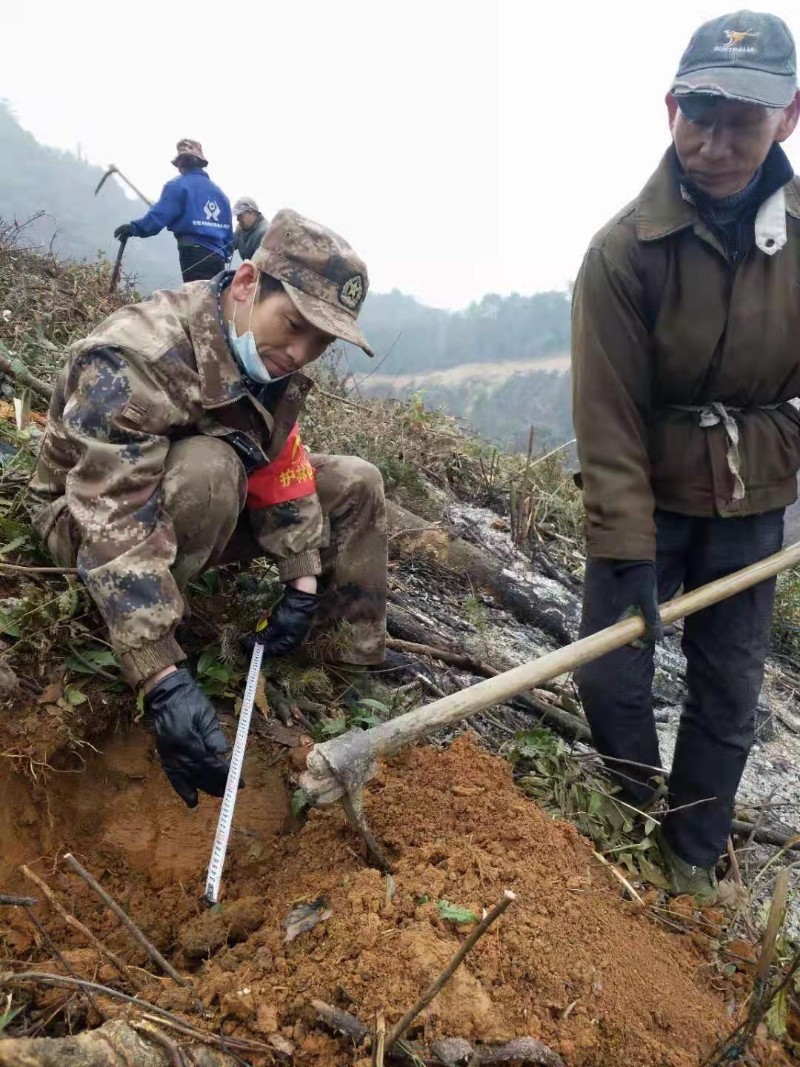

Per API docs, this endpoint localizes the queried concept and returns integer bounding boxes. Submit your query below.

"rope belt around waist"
[667,402,782,502]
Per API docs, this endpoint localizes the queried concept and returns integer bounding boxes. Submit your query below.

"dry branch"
[0,1019,236,1067]
[62,853,191,991]
[374,1009,386,1067]
[0,350,54,403]
[385,633,591,743]
[386,636,493,675]
[755,868,790,989]
[386,890,516,1049]
[0,563,78,575]
[20,866,141,990]
[1,973,271,1056]
[311,999,369,1043]
[730,819,800,851]
[592,851,645,906]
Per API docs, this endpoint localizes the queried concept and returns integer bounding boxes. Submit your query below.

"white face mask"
[228,275,287,385]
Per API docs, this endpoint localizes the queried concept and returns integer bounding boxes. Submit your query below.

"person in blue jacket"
[114,139,234,283]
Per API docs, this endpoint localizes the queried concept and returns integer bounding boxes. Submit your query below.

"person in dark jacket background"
[233,197,269,262]
[114,139,234,282]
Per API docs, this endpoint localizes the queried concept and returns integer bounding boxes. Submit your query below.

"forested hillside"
[347,287,571,374]
[1,102,574,447]
[0,102,177,291]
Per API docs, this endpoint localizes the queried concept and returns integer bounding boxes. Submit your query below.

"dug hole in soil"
[0,719,752,1067]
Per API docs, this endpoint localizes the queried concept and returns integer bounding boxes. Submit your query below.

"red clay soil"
[0,728,768,1066]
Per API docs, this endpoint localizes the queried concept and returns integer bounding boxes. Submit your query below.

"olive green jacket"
[572,149,800,560]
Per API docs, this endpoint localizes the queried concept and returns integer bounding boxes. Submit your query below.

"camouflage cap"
[172,139,208,168]
[251,208,374,357]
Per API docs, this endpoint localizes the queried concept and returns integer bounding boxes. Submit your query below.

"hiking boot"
[659,835,719,905]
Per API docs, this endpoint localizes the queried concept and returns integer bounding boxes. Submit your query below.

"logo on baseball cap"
[671,10,797,109]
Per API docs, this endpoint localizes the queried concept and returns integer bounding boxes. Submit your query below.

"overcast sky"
[6,0,800,309]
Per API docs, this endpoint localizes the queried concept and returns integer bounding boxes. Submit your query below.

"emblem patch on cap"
[339,274,365,310]
[715,28,758,53]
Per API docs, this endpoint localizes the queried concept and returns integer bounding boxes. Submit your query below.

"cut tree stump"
[386,500,573,645]
[0,1019,237,1066]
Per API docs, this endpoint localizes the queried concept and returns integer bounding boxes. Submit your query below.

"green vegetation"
[0,994,21,1034]
[436,900,479,924]
[773,567,800,661]
[391,368,574,452]
[510,727,669,889]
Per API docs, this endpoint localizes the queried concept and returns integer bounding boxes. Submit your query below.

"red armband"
[246,423,316,509]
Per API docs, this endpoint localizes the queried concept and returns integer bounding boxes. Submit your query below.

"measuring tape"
[204,641,264,905]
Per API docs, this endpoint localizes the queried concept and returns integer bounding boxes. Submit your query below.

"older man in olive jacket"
[571,10,800,901]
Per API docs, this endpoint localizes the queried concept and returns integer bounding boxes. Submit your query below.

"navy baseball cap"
[671,10,797,111]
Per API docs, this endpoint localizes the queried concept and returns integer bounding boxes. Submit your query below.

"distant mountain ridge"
[0,101,180,292]
[345,287,571,376]
[339,289,574,450]
[2,101,574,448]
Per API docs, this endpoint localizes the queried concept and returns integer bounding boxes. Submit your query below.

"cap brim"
[672,67,796,108]
[172,154,209,167]
[282,282,375,358]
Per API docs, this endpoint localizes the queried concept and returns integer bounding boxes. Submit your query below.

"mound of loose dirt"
[1,725,749,1066]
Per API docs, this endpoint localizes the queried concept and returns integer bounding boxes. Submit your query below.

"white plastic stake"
[204,642,264,905]
[13,390,30,431]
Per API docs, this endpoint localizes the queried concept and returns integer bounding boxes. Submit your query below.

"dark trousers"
[178,243,226,282]
[576,508,784,868]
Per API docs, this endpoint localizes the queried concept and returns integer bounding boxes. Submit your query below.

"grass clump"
[304,353,583,563]
[0,216,134,392]
[773,566,800,662]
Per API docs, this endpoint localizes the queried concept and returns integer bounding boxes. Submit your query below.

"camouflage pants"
[47,436,387,665]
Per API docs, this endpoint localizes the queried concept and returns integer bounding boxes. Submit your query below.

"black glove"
[144,668,233,807]
[114,223,134,241]
[612,560,663,643]
[255,586,321,657]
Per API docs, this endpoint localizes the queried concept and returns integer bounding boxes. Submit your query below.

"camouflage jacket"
[28,278,322,684]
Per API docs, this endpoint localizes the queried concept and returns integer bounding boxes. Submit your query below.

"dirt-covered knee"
[345,457,385,504]
[162,437,246,533]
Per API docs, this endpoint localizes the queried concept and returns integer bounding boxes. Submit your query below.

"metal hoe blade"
[341,788,394,873]
[109,237,127,294]
[314,732,394,872]
[94,164,153,207]
[204,643,264,905]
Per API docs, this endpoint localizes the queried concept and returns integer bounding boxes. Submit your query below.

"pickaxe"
[300,539,800,872]
[95,164,153,208]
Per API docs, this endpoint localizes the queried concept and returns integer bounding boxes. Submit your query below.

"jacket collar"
[635,147,800,246]
[184,276,312,409]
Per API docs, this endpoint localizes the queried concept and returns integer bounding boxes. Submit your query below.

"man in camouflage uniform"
[29,209,386,808]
